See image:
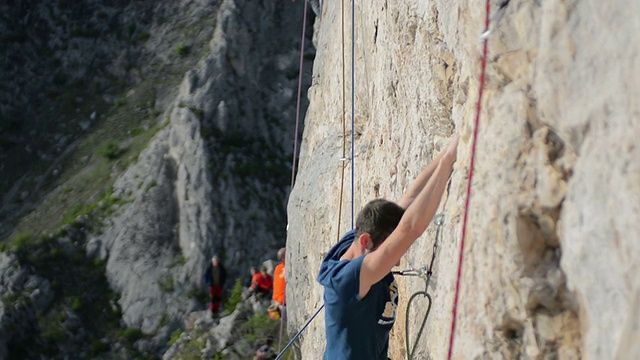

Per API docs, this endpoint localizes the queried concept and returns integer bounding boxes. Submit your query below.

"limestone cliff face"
[287,0,639,359]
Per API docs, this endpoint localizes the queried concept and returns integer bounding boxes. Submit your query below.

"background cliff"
[1,0,313,358]
[287,0,639,359]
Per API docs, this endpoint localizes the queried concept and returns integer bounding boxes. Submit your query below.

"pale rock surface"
[287,0,639,359]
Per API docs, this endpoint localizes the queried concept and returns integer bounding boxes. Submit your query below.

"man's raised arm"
[397,140,454,209]
[359,135,459,298]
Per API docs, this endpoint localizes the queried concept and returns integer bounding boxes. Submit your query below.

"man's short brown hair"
[355,199,405,249]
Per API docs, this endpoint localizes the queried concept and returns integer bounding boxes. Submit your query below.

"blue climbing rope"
[290,0,310,190]
[350,0,355,228]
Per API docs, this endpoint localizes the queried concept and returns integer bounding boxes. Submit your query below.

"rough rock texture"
[287,0,639,359]
[89,129,197,337]
[0,252,53,359]
[86,0,313,350]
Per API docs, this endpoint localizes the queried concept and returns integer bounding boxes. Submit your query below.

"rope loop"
[392,213,445,360]
[405,292,432,360]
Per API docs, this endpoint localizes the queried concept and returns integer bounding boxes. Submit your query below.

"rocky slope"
[163,265,282,360]
[287,0,639,359]
[0,0,218,237]
[0,252,53,359]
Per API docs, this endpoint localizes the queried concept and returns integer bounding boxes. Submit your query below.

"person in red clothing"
[259,266,273,293]
[249,266,272,296]
[272,248,286,306]
[249,267,261,291]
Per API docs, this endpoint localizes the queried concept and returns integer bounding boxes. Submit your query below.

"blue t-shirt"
[317,230,398,359]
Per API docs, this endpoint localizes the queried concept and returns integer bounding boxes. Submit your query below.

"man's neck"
[340,243,364,261]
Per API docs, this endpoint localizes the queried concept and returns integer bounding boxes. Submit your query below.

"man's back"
[317,231,398,360]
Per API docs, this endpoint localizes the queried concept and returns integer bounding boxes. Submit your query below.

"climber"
[317,134,459,359]
[204,255,227,315]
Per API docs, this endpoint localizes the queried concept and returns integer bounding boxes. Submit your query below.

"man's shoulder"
[319,255,363,279]
[318,256,365,302]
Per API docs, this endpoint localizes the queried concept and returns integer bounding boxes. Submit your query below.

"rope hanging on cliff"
[446,0,492,358]
[335,0,348,242]
[290,0,310,190]
[277,1,357,358]
[275,304,325,360]
[279,0,311,355]
[349,0,356,229]
[337,0,357,237]
[392,213,445,360]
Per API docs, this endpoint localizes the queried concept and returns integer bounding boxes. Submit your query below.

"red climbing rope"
[446,0,491,358]
[280,0,308,353]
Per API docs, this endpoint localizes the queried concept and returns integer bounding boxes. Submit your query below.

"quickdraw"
[393,213,445,360]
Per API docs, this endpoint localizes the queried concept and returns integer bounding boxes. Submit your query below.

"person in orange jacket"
[272,248,286,306]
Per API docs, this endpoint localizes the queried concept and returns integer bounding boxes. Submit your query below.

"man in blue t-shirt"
[317,135,459,359]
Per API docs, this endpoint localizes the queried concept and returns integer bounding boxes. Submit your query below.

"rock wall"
[287,0,639,359]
